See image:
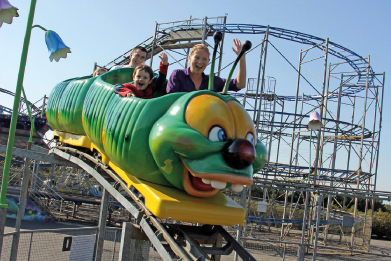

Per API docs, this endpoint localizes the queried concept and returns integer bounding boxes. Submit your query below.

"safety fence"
[1,225,390,261]
[2,227,112,261]
[0,226,168,261]
[236,237,391,261]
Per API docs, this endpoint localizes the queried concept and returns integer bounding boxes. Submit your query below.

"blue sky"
[0,1,390,195]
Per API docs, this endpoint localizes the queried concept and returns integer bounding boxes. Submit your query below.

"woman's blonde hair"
[190,44,210,57]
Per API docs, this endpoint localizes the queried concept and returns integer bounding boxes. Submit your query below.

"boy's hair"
[190,44,210,57]
[93,67,108,77]
[133,64,153,80]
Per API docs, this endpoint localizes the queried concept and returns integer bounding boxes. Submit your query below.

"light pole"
[307,111,322,183]
[307,111,322,260]
[0,0,70,255]
[297,110,322,260]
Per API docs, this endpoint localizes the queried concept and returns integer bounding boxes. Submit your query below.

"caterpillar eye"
[208,126,227,142]
[245,132,255,145]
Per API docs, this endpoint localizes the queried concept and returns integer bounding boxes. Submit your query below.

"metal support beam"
[0,144,78,167]
[233,188,247,261]
[288,49,303,180]
[51,148,187,260]
[149,22,158,67]
[254,26,270,127]
[10,142,32,261]
[0,208,7,257]
[312,193,323,260]
[297,191,309,261]
[119,222,150,261]
[313,38,329,187]
[95,188,110,261]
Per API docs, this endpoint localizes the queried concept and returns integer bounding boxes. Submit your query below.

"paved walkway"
[4,218,92,233]
[3,219,391,260]
[370,238,391,256]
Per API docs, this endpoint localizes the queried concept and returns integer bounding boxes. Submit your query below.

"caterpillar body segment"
[46,75,92,132]
[46,79,72,130]
[47,67,268,199]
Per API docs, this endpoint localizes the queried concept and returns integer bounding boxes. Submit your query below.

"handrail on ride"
[30,169,64,201]
[102,19,374,99]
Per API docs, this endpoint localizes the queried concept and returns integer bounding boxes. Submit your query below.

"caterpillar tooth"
[231,184,244,192]
[211,180,227,190]
[202,178,212,184]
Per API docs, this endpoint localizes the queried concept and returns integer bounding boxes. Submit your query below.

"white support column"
[119,222,150,261]
[95,188,109,261]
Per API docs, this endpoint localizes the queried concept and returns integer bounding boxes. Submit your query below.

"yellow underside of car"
[53,130,245,226]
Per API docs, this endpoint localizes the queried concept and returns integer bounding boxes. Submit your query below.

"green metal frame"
[0,0,37,208]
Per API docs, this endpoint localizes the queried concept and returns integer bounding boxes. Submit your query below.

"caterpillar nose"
[222,139,256,169]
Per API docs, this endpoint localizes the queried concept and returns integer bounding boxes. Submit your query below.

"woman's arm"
[232,38,246,90]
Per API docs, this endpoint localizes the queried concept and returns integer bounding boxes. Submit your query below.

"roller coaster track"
[103,20,374,101]
[51,146,257,261]
[0,87,42,116]
[252,176,391,201]
[211,23,373,85]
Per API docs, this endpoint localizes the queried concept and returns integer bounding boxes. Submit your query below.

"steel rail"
[51,147,197,261]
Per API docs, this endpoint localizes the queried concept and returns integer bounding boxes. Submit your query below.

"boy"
[115,52,168,99]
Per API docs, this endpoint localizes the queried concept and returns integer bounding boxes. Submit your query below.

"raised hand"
[231,38,243,56]
[159,52,168,65]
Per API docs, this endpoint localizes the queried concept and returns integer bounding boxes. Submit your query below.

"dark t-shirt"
[166,67,239,93]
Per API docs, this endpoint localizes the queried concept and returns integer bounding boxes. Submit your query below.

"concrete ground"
[2,219,391,260]
[4,218,92,234]
[370,238,391,256]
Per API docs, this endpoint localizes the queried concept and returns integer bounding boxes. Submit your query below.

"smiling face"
[129,48,147,68]
[133,69,153,90]
[149,92,267,198]
[189,49,210,75]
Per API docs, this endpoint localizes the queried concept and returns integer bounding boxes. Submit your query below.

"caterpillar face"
[150,91,267,198]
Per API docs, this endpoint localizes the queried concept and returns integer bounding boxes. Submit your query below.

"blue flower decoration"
[45,30,71,62]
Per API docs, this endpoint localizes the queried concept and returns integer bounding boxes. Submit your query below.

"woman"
[166,39,246,93]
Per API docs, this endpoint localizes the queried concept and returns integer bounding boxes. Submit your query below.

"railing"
[103,16,226,69]
[1,227,123,261]
[29,169,64,222]
[240,237,391,261]
[156,16,225,33]
[0,166,23,188]
[19,95,46,117]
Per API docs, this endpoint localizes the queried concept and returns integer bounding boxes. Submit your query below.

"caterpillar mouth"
[183,165,219,198]
[182,161,252,198]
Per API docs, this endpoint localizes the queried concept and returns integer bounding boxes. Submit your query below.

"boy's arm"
[115,83,131,97]
[154,61,169,94]
[115,83,144,97]
[126,84,145,97]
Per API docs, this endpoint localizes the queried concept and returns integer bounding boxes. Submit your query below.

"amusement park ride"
[1,13,390,261]
[46,30,268,259]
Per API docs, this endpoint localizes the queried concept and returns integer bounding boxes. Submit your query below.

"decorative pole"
[0,0,37,209]
[0,1,70,256]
